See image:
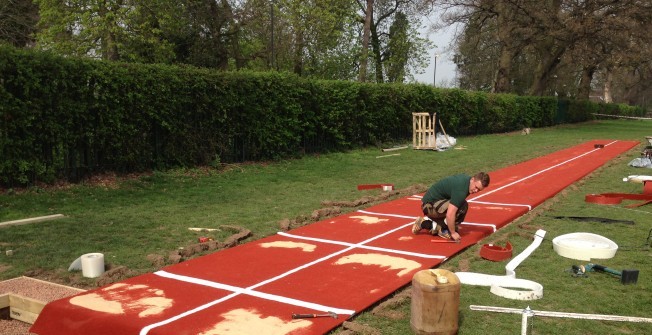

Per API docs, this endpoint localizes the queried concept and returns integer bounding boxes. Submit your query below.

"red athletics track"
[31,139,638,335]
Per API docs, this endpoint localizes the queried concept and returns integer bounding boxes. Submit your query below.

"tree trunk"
[370,22,383,83]
[622,69,652,106]
[99,0,120,61]
[492,1,513,93]
[577,65,596,100]
[492,46,513,93]
[293,28,304,76]
[529,46,566,96]
[603,70,613,103]
[358,0,373,82]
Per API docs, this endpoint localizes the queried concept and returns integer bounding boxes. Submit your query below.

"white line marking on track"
[156,271,355,314]
[471,141,617,202]
[412,196,532,211]
[355,209,418,219]
[460,221,497,232]
[142,214,428,334]
[278,232,446,259]
[469,200,532,210]
[142,143,620,334]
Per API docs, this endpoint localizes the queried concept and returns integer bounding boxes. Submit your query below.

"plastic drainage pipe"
[470,305,652,335]
[505,229,546,277]
[455,230,546,300]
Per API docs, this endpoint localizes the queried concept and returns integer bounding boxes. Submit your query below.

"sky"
[414,22,460,87]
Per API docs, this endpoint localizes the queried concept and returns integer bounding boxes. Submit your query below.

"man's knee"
[456,201,469,221]
[421,203,433,216]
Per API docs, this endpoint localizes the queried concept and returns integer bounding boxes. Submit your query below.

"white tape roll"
[81,253,105,278]
[490,278,543,301]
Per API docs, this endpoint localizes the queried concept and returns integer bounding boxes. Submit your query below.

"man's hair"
[474,172,490,187]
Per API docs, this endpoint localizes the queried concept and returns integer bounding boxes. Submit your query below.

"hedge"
[0,46,645,186]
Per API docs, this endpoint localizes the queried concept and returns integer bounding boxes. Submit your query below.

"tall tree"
[30,0,435,83]
[443,0,652,104]
[174,0,237,69]
[273,0,358,76]
[385,11,409,82]
[357,0,432,83]
[358,0,374,81]
[0,0,39,47]
[35,0,126,60]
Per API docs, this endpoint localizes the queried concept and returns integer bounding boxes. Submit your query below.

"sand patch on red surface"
[350,216,389,224]
[69,283,172,317]
[199,308,311,335]
[334,253,420,277]
[260,241,316,252]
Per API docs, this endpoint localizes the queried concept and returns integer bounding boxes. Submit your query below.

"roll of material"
[81,253,105,278]
[585,194,622,205]
[552,232,618,261]
[490,278,543,301]
[480,241,513,261]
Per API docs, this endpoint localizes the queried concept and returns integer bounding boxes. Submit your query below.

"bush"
[0,45,641,186]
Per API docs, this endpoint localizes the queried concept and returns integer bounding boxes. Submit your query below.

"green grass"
[1,119,652,334]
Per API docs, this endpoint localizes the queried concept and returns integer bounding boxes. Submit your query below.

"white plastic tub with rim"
[552,232,618,261]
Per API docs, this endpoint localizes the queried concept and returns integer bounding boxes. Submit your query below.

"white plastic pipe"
[505,229,546,276]
[521,307,533,335]
[455,230,546,300]
[471,304,652,335]
[456,230,546,285]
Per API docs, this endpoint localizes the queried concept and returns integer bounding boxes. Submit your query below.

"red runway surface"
[31,140,638,335]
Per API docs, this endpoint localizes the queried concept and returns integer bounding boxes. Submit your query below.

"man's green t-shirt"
[422,174,471,208]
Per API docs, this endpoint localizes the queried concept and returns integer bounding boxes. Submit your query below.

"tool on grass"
[431,239,460,243]
[357,183,394,191]
[571,263,639,285]
[291,311,338,319]
[551,216,635,225]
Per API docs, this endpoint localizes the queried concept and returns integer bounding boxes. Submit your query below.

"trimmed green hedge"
[0,46,645,186]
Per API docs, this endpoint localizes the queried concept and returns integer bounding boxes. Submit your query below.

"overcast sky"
[414,23,459,87]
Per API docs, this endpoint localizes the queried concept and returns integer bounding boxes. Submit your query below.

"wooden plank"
[0,279,85,324]
[9,294,46,315]
[412,112,436,150]
[381,145,408,152]
[10,306,40,324]
[0,294,9,308]
[7,294,46,324]
[0,214,65,228]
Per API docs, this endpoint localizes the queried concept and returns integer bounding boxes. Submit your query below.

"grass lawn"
[1,119,651,334]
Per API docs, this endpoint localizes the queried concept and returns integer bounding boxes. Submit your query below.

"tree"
[30,0,435,83]
[35,0,156,61]
[34,0,241,66]
[443,0,652,104]
[358,0,374,81]
[171,0,237,69]
[0,0,39,47]
[356,0,432,83]
[385,12,409,82]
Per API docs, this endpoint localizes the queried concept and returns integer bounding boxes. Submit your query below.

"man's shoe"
[437,229,452,240]
[431,221,452,240]
[430,219,444,236]
[412,217,424,234]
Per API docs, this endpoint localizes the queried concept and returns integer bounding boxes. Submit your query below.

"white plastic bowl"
[552,232,618,261]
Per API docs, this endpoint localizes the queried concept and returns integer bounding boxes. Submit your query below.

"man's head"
[469,172,490,194]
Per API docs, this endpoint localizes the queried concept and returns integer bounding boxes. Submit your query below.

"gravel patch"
[0,318,33,335]
[0,277,85,335]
